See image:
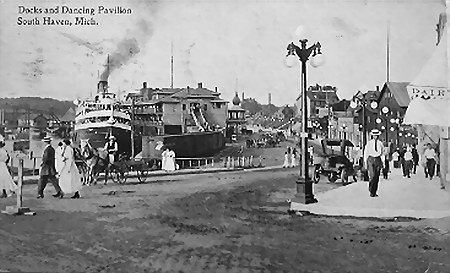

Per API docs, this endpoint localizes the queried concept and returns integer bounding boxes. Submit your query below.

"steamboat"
[74,80,132,155]
[74,79,228,158]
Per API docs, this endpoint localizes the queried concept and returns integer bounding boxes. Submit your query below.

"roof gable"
[60,108,76,122]
[331,99,350,112]
[381,82,410,107]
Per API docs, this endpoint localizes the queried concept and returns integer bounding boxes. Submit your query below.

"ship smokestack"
[97,81,108,93]
[143,82,147,89]
[198,82,203,88]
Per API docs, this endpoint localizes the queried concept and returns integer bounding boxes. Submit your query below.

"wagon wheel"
[115,169,128,184]
[328,173,337,183]
[137,167,148,182]
[111,166,128,184]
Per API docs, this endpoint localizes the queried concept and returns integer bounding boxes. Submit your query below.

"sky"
[0,0,446,106]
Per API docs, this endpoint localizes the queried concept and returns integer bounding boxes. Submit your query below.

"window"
[183,104,186,110]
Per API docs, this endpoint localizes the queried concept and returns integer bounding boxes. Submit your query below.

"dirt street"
[1,168,449,272]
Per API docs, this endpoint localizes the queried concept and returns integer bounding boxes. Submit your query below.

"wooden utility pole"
[131,96,135,158]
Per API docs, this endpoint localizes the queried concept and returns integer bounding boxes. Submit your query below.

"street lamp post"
[381,106,390,143]
[350,92,378,179]
[390,117,401,147]
[350,92,378,152]
[286,38,322,204]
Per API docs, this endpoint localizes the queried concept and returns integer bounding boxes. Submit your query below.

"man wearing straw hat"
[363,129,385,197]
[37,136,63,199]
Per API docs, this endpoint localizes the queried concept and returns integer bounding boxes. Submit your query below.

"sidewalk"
[290,169,450,219]
[20,165,285,184]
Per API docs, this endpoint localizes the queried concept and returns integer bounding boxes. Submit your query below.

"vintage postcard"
[0,0,449,272]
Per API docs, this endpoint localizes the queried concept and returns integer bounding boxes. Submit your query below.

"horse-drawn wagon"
[76,139,156,185]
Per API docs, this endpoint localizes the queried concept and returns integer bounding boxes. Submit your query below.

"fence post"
[259,156,262,167]
[189,160,192,168]
[17,159,23,208]
[198,159,200,168]
[212,159,214,168]
[250,155,254,167]
[243,156,246,168]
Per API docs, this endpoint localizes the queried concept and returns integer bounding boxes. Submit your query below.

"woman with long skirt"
[59,139,83,199]
[166,149,176,172]
[161,148,169,171]
[0,140,18,198]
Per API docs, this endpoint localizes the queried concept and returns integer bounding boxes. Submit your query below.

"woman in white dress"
[55,142,64,175]
[0,140,18,198]
[165,149,176,172]
[290,149,297,167]
[161,148,169,171]
[59,139,82,199]
[282,152,290,168]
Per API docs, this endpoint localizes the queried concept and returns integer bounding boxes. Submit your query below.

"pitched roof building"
[379,82,411,109]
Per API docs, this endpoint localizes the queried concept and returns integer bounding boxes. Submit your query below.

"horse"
[79,139,110,185]
[73,146,89,185]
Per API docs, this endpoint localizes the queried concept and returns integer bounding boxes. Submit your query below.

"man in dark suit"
[37,136,63,198]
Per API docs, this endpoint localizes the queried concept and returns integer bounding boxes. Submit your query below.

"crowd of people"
[37,137,82,199]
[363,129,443,198]
[0,136,83,200]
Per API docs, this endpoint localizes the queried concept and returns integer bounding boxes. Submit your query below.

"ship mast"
[170,41,174,89]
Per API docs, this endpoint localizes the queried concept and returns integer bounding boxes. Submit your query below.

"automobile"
[312,138,357,185]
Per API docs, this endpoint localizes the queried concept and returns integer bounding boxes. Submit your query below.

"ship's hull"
[75,126,139,155]
[142,131,225,159]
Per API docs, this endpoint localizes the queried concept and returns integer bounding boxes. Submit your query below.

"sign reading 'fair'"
[407,86,449,100]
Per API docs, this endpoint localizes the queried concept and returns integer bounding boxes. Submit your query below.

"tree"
[241,98,262,115]
[282,105,295,120]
